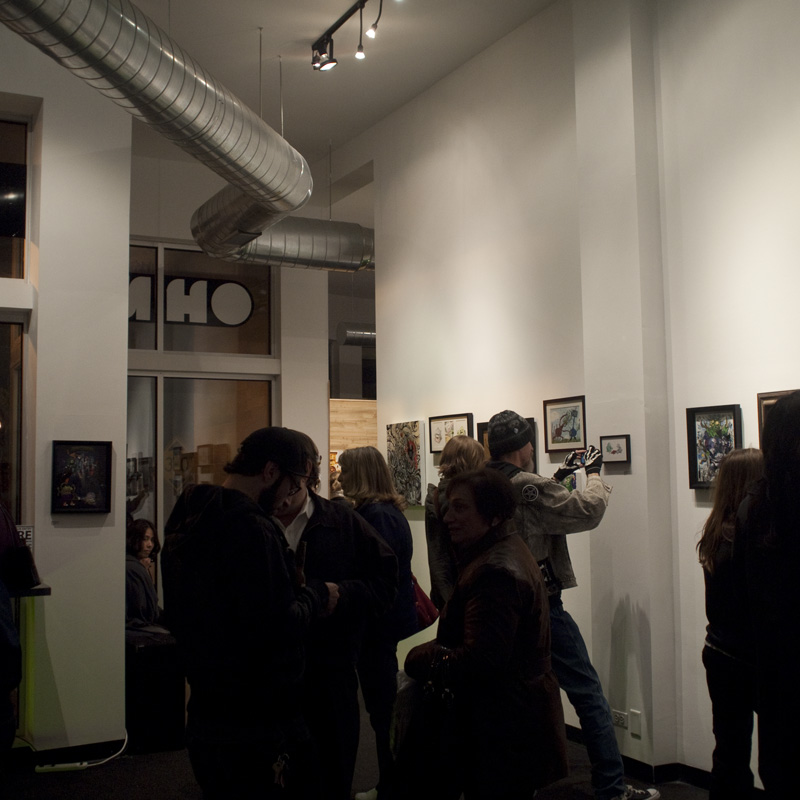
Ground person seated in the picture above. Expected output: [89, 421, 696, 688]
[126, 518, 167, 634]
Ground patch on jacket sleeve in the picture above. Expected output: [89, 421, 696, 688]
[521, 483, 539, 503]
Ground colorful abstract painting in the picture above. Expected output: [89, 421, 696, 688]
[686, 405, 742, 488]
[386, 420, 424, 506]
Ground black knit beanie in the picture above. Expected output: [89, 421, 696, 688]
[488, 410, 532, 459]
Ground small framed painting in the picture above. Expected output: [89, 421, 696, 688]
[686, 404, 742, 489]
[599, 434, 631, 464]
[428, 413, 474, 454]
[757, 390, 797, 447]
[543, 396, 586, 453]
[52, 440, 112, 513]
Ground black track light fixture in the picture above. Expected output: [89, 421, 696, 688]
[312, 0, 378, 72]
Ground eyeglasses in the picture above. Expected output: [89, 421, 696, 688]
[283, 471, 308, 496]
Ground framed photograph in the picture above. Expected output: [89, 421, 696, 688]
[543, 396, 586, 452]
[686, 405, 742, 489]
[599, 434, 631, 464]
[477, 418, 537, 471]
[428, 413, 474, 454]
[757, 390, 797, 447]
[52, 440, 112, 513]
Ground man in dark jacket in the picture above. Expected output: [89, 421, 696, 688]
[273, 432, 398, 800]
[162, 427, 338, 799]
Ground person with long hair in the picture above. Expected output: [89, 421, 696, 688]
[125, 518, 164, 630]
[697, 448, 763, 799]
[424, 435, 487, 609]
[338, 446, 416, 800]
[402, 468, 567, 799]
[734, 391, 800, 796]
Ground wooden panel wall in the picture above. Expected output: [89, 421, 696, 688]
[329, 398, 378, 452]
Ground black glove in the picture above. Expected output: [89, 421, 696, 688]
[583, 445, 603, 475]
[553, 450, 583, 483]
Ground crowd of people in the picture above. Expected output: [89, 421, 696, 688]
[114, 393, 800, 800]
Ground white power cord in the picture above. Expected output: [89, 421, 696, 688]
[35, 730, 129, 773]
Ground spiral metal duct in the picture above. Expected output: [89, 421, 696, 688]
[0, 0, 375, 271]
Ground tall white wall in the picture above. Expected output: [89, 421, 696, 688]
[1, 27, 131, 749]
[330, 0, 800, 774]
[657, 0, 800, 774]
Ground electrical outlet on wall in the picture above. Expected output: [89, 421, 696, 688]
[611, 709, 628, 728]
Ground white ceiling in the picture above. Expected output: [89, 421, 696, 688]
[131, 0, 555, 167]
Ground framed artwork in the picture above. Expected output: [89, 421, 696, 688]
[477, 418, 536, 471]
[757, 390, 797, 447]
[386, 421, 424, 506]
[543, 396, 586, 452]
[428, 413, 474, 454]
[599, 434, 631, 464]
[686, 405, 742, 489]
[52, 440, 112, 513]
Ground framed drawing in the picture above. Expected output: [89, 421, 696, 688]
[757, 390, 797, 447]
[477, 418, 536, 471]
[386, 421, 424, 506]
[543, 396, 586, 452]
[686, 405, 742, 489]
[52, 440, 112, 513]
[428, 413, 474, 454]
[599, 434, 631, 464]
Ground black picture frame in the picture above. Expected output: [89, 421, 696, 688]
[686, 405, 742, 489]
[428, 413, 474, 454]
[756, 390, 797, 447]
[477, 418, 537, 472]
[543, 395, 587, 453]
[599, 434, 631, 464]
[51, 440, 112, 513]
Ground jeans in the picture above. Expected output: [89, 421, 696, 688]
[549, 598, 624, 800]
[702, 644, 756, 800]
[357, 634, 400, 796]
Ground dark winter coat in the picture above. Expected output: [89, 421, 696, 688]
[162, 484, 326, 723]
[405, 528, 568, 796]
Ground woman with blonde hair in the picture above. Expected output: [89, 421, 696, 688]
[424, 435, 487, 609]
[338, 446, 417, 800]
[697, 447, 763, 800]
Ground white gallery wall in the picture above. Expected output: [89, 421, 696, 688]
[0, 28, 131, 748]
[657, 0, 800, 774]
[329, 0, 800, 774]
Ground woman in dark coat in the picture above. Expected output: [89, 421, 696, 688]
[338, 446, 417, 800]
[403, 468, 567, 800]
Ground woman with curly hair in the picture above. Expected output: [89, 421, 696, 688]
[424, 435, 487, 609]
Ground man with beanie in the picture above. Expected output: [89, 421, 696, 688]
[487, 410, 660, 800]
[162, 426, 339, 799]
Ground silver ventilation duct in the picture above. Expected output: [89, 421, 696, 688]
[336, 322, 377, 347]
[0, 0, 374, 272]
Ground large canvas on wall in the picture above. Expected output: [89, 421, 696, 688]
[386, 420, 424, 506]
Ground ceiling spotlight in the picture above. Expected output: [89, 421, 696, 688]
[355, 5, 366, 59]
[319, 39, 337, 71]
[311, 49, 321, 69]
[366, 0, 382, 38]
